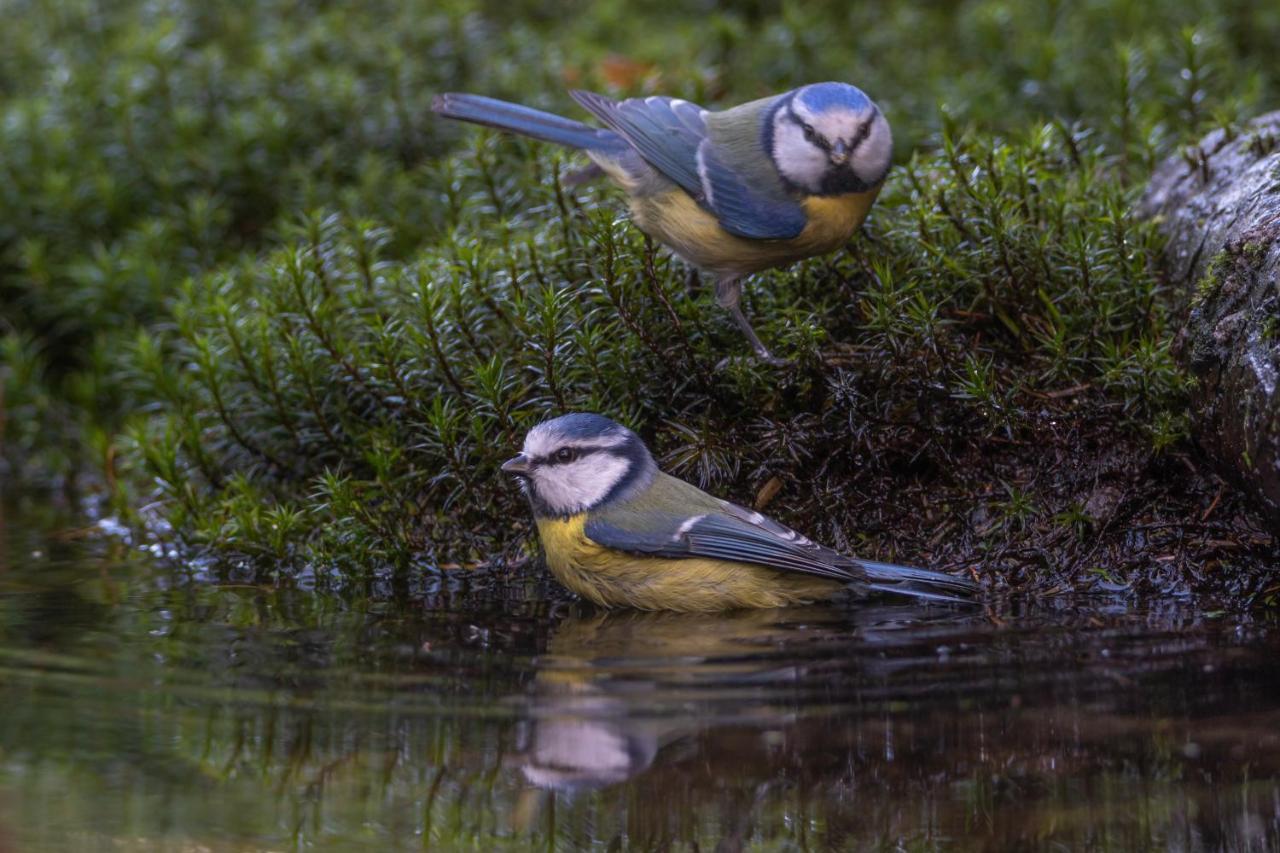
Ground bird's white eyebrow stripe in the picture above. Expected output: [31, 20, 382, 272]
[562, 433, 626, 449]
[524, 429, 627, 456]
[790, 99, 817, 124]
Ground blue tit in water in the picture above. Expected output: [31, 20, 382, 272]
[433, 82, 893, 364]
[500, 413, 976, 612]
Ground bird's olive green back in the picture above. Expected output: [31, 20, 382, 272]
[593, 471, 724, 528]
[707, 96, 792, 199]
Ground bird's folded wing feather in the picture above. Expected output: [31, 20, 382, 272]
[570, 90, 807, 241]
[584, 500, 863, 582]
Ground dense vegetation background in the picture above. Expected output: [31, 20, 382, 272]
[2, 0, 1278, 597]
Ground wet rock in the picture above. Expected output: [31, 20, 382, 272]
[1140, 111, 1280, 521]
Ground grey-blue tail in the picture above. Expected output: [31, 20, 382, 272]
[857, 559, 979, 605]
[432, 93, 621, 151]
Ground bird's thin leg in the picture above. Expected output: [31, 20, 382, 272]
[714, 277, 788, 366]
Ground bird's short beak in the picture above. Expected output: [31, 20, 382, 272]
[501, 453, 531, 475]
[830, 142, 850, 165]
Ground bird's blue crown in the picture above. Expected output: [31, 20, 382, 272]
[539, 412, 626, 441]
[794, 82, 872, 114]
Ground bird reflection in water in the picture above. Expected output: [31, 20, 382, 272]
[506, 602, 969, 834]
[503, 600, 1280, 851]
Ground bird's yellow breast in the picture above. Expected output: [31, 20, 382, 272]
[800, 191, 882, 248]
[628, 187, 881, 278]
[535, 515, 844, 612]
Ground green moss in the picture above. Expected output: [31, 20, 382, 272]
[3, 0, 1279, 574]
[1192, 250, 1230, 307]
[1262, 315, 1278, 342]
[1242, 240, 1269, 266]
[1193, 240, 1272, 309]
[105, 124, 1190, 566]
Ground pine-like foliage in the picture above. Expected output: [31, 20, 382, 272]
[119, 127, 1186, 578]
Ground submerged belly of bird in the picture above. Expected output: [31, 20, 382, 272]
[535, 516, 845, 611]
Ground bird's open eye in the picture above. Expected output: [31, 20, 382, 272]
[801, 122, 829, 151]
[852, 114, 875, 148]
[553, 447, 577, 463]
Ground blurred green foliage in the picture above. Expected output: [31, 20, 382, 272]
[2, 0, 1277, 574]
[0, 0, 563, 477]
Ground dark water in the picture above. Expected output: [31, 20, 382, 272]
[2, 496, 1279, 851]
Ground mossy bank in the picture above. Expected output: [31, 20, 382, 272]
[2, 0, 1279, 602]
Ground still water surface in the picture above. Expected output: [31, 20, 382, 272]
[1, 496, 1279, 851]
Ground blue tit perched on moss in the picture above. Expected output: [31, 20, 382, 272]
[433, 82, 893, 364]
[501, 414, 976, 612]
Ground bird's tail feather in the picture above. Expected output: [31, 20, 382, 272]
[858, 559, 979, 604]
[432, 93, 621, 151]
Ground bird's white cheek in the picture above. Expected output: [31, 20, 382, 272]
[533, 455, 631, 515]
[856, 120, 893, 184]
[772, 122, 827, 193]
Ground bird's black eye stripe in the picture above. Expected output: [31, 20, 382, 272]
[786, 104, 829, 152]
[801, 123, 831, 151]
[541, 445, 605, 465]
[850, 114, 875, 149]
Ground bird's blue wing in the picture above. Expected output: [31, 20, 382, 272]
[695, 142, 808, 240]
[585, 500, 859, 582]
[570, 91, 706, 198]
[570, 90, 807, 240]
[585, 497, 979, 598]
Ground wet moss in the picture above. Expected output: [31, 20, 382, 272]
[1190, 238, 1273, 313]
[1191, 250, 1231, 307]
